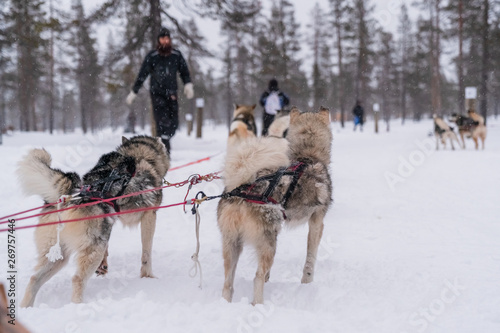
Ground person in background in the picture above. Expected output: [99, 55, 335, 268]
[259, 79, 290, 136]
[352, 100, 364, 132]
[126, 27, 194, 153]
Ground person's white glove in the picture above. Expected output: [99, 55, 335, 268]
[184, 83, 194, 99]
[126, 91, 137, 105]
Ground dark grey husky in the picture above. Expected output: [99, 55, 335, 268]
[18, 149, 136, 306]
[19, 135, 169, 307]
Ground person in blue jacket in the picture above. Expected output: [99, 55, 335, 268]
[259, 79, 290, 136]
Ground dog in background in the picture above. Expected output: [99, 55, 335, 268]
[18, 149, 135, 307]
[217, 107, 333, 305]
[227, 104, 257, 148]
[449, 112, 487, 150]
[267, 109, 290, 138]
[433, 115, 460, 150]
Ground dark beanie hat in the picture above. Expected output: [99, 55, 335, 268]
[158, 27, 171, 39]
[269, 79, 278, 91]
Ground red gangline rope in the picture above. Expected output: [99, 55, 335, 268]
[169, 151, 223, 172]
[0, 200, 192, 233]
[0, 151, 223, 221]
[0, 172, 221, 225]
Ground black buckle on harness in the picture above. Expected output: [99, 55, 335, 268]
[226, 161, 308, 210]
[79, 168, 135, 212]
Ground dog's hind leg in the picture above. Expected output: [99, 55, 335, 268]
[21, 248, 69, 307]
[221, 233, 243, 303]
[301, 211, 325, 284]
[448, 134, 455, 150]
[140, 210, 156, 278]
[95, 245, 109, 276]
[252, 231, 277, 305]
[460, 132, 466, 149]
[71, 243, 107, 303]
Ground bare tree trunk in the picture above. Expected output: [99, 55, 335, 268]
[149, 0, 162, 49]
[457, 0, 465, 114]
[334, 2, 345, 127]
[48, 0, 55, 134]
[480, 0, 489, 124]
[429, 0, 442, 117]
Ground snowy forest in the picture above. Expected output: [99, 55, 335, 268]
[0, 0, 499, 133]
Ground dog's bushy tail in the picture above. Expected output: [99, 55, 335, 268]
[224, 137, 290, 191]
[17, 149, 78, 203]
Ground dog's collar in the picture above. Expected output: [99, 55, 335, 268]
[232, 116, 255, 133]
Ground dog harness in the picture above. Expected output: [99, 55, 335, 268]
[79, 168, 136, 212]
[224, 161, 308, 210]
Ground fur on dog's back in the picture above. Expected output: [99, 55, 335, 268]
[268, 114, 290, 138]
[287, 108, 332, 166]
[224, 136, 290, 191]
[434, 116, 452, 131]
[17, 149, 80, 203]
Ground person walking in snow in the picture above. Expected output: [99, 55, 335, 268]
[352, 100, 364, 132]
[126, 27, 194, 153]
[259, 78, 290, 136]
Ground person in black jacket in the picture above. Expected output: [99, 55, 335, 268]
[259, 79, 290, 136]
[126, 27, 193, 153]
[352, 100, 364, 132]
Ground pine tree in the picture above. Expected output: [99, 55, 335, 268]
[329, 0, 351, 126]
[398, 3, 411, 124]
[308, 3, 332, 110]
[353, 0, 374, 105]
[69, 0, 102, 133]
[8, 0, 48, 131]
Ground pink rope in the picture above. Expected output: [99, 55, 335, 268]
[0, 172, 221, 225]
[0, 200, 193, 233]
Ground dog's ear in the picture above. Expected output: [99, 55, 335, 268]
[234, 104, 239, 110]
[318, 106, 330, 125]
[290, 107, 301, 124]
[251, 104, 256, 110]
[122, 136, 129, 144]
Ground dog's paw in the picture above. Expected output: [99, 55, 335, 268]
[140, 268, 156, 278]
[301, 271, 314, 284]
[95, 264, 108, 276]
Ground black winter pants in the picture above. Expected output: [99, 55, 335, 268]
[151, 93, 178, 149]
[261, 113, 275, 136]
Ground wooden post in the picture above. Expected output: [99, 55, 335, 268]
[465, 87, 477, 112]
[373, 103, 380, 133]
[196, 98, 204, 139]
[186, 113, 193, 136]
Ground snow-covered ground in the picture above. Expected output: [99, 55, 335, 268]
[1, 118, 499, 333]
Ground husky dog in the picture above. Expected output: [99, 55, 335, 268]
[433, 115, 460, 150]
[267, 109, 290, 138]
[18, 149, 136, 307]
[217, 107, 333, 305]
[449, 113, 487, 150]
[227, 104, 257, 148]
[96, 135, 170, 278]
